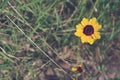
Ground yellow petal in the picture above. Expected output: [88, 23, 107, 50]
[71, 67, 77, 71]
[88, 38, 95, 45]
[81, 35, 88, 43]
[81, 35, 89, 43]
[74, 31, 83, 37]
[94, 24, 102, 31]
[81, 18, 89, 26]
[94, 32, 101, 39]
[91, 34, 97, 39]
[74, 24, 84, 37]
[78, 64, 82, 67]
[76, 24, 83, 30]
[81, 35, 95, 45]
[89, 17, 97, 25]
[86, 36, 95, 45]
[76, 24, 83, 33]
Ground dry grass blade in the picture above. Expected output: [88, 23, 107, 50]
[0, 47, 20, 62]
[7, 2, 34, 31]
[95, 47, 102, 63]
[6, 16, 74, 79]
[6, 16, 59, 68]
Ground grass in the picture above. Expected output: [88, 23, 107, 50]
[0, 0, 120, 80]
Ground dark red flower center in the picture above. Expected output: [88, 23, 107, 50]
[83, 25, 94, 36]
[77, 67, 83, 73]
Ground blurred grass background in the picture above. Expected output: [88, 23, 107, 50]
[0, 0, 120, 80]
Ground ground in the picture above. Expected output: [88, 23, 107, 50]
[0, 0, 120, 80]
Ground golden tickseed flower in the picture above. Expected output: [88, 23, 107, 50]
[71, 64, 83, 73]
[74, 17, 102, 45]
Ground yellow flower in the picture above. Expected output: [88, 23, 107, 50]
[74, 17, 102, 45]
[71, 64, 83, 73]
